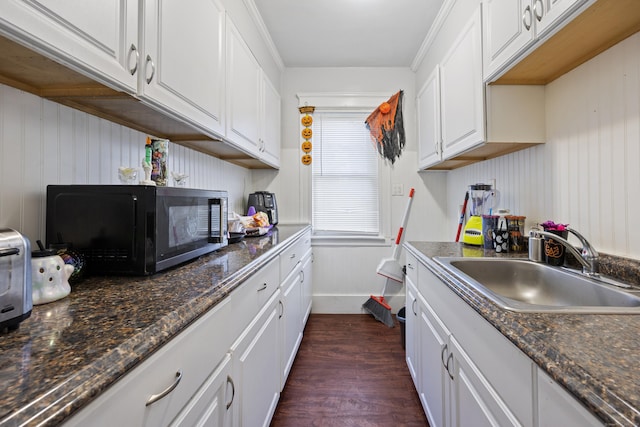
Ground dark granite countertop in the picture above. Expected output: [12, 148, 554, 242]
[405, 241, 640, 427]
[0, 224, 310, 427]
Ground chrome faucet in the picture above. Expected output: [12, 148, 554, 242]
[536, 228, 599, 276]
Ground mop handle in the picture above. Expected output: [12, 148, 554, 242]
[391, 188, 415, 260]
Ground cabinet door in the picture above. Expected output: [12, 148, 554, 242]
[482, 0, 535, 80]
[449, 336, 522, 427]
[260, 73, 281, 168]
[225, 16, 261, 154]
[537, 0, 586, 35]
[418, 292, 450, 427]
[301, 247, 313, 325]
[405, 275, 420, 387]
[170, 354, 234, 427]
[0, 0, 138, 92]
[417, 66, 442, 170]
[280, 266, 304, 389]
[231, 290, 281, 427]
[440, 7, 484, 159]
[140, 0, 225, 135]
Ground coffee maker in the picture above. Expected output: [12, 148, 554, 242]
[462, 184, 499, 245]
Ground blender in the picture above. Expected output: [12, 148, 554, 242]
[462, 184, 499, 245]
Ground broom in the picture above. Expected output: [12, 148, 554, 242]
[363, 188, 415, 327]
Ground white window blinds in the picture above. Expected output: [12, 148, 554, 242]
[312, 112, 380, 234]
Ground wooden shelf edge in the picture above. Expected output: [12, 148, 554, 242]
[424, 142, 542, 171]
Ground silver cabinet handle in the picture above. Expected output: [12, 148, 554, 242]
[533, 0, 544, 22]
[278, 300, 284, 319]
[127, 43, 139, 76]
[146, 370, 182, 406]
[411, 298, 417, 316]
[290, 253, 296, 259]
[406, 263, 415, 270]
[300, 270, 305, 283]
[446, 353, 454, 380]
[145, 54, 155, 84]
[441, 344, 448, 369]
[226, 375, 235, 410]
[522, 5, 532, 31]
[257, 283, 268, 292]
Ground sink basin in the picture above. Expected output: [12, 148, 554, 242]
[433, 257, 640, 313]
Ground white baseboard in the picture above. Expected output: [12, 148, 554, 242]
[311, 293, 405, 314]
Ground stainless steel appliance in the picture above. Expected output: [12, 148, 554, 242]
[46, 185, 228, 276]
[0, 228, 32, 331]
[247, 191, 278, 225]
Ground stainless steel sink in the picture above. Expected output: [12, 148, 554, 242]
[433, 257, 640, 313]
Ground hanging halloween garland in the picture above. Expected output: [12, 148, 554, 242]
[299, 105, 315, 165]
[365, 90, 405, 165]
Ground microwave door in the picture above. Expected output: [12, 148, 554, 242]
[208, 198, 227, 244]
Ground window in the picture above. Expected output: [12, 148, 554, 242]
[312, 112, 380, 235]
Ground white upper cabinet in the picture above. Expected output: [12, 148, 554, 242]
[140, 0, 226, 136]
[417, 66, 442, 170]
[226, 16, 261, 154]
[439, 6, 484, 161]
[226, 15, 281, 168]
[483, 0, 589, 81]
[260, 73, 282, 168]
[0, 0, 138, 93]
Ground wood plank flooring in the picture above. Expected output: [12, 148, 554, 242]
[271, 314, 429, 427]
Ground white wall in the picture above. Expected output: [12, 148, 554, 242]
[252, 67, 449, 313]
[446, 32, 640, 259]
[0, 84, 252, 245]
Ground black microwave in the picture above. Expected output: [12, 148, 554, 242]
[46, 185, 228, 276]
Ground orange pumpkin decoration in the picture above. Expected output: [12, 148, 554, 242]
[301, 128, 313, 139]
[379, 102, 391, 114]
[301, 141, 312, 153]
[301, 154, 312, 165]
[301, 114, 313, 127]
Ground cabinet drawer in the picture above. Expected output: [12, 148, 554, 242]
[230, 256, 279, 331]
[279, 231, 311, 279]
[65, 294, 237, 427]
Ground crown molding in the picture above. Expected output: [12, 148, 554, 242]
[243, 0, 286, 72]
[410, 0, 457, 72]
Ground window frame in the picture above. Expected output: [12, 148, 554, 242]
[297, 93, 392, 246]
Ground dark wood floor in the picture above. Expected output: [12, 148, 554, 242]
[271, 313, 429, 427]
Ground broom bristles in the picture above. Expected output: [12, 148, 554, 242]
[363, 296, 395, 328]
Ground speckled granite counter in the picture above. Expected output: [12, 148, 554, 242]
[0, 224, 310, 427]
[405, 242, 640, 427]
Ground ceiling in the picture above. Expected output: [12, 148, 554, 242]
[251, 0, 445, 68]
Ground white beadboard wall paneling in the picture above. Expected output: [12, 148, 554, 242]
[447, 32, 640, 259]
[0, 83, 252, 245]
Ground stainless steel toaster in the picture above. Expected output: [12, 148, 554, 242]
[0, 228, 32, 332]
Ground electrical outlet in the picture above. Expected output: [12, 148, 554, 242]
[392, 184, 404, 196]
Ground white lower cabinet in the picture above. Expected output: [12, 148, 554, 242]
[405, 271, 420, 386]
[406, 253, 604, 427]
[279, 266, 303, 388]
[279, 230, 312, 389]
[171, 354, 234, 427]
[301, 246, 313, 325]
[231, 289, 281, 427]
[64, 229, 312, 427]
[63, 293, 238, 427]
